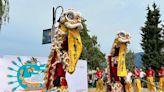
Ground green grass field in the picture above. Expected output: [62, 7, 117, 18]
[88, 86, 149, 92]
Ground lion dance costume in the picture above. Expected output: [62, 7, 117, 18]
[108, 31, 130, 92]
[44, 9, 83, 91]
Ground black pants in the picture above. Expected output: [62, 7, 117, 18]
[121, 77, 126, 92]
[53, 76, 61, 87]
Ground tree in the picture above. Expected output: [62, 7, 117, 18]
[80, 20, 106, 70]
[161, 24, 164, 62]
[141, 3, 164, 70]
[125, 50, 135, 71]
[0, 0, 9, 30]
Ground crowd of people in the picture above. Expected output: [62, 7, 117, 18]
[124, 66, 164, 92]
[93, 66, 164, 92]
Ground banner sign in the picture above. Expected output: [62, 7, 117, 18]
[42, 28, 52, 44]
[0, 55, 88, 92]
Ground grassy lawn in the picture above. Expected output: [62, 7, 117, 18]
[88, 86, 149, 92]
[88, 86, 107, 92]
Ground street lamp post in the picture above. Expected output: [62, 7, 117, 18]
[42, 6, 64, 44]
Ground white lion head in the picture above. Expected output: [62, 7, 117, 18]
[59, 9, 83, 30]
[117, 31, 131, 43]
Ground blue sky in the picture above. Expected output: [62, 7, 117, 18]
[0, 0, 164, 57]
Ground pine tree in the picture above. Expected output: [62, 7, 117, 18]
[80, 20, 106, 70]
[141, 3, 163, 70]
[126, 50, 135, 71]
[161, 24, 164, 62]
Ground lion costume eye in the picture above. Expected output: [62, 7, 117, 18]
[119, 32, 125, 37]
[66, 12, 74, 21]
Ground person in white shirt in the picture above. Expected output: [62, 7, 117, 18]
[124, 69, 133, 92]
[140, 69, 146, 78]
[140, 68, 146, 89]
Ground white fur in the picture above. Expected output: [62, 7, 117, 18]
[64, 22, 82, 29]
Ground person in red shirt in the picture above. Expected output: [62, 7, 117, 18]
[158, 66, 164, 92]
[132, 67, 140, 78]
[96, 68, 103, 79]
[146, 66, 156, 92]
[96, 67, 103, 92]
[132, 66, 142, 92]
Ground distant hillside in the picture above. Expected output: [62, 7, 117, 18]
[135, 52, 144, 68]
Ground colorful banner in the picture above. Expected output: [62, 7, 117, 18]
[0, 55, 88, 92]
[0, 55, 47, 92]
